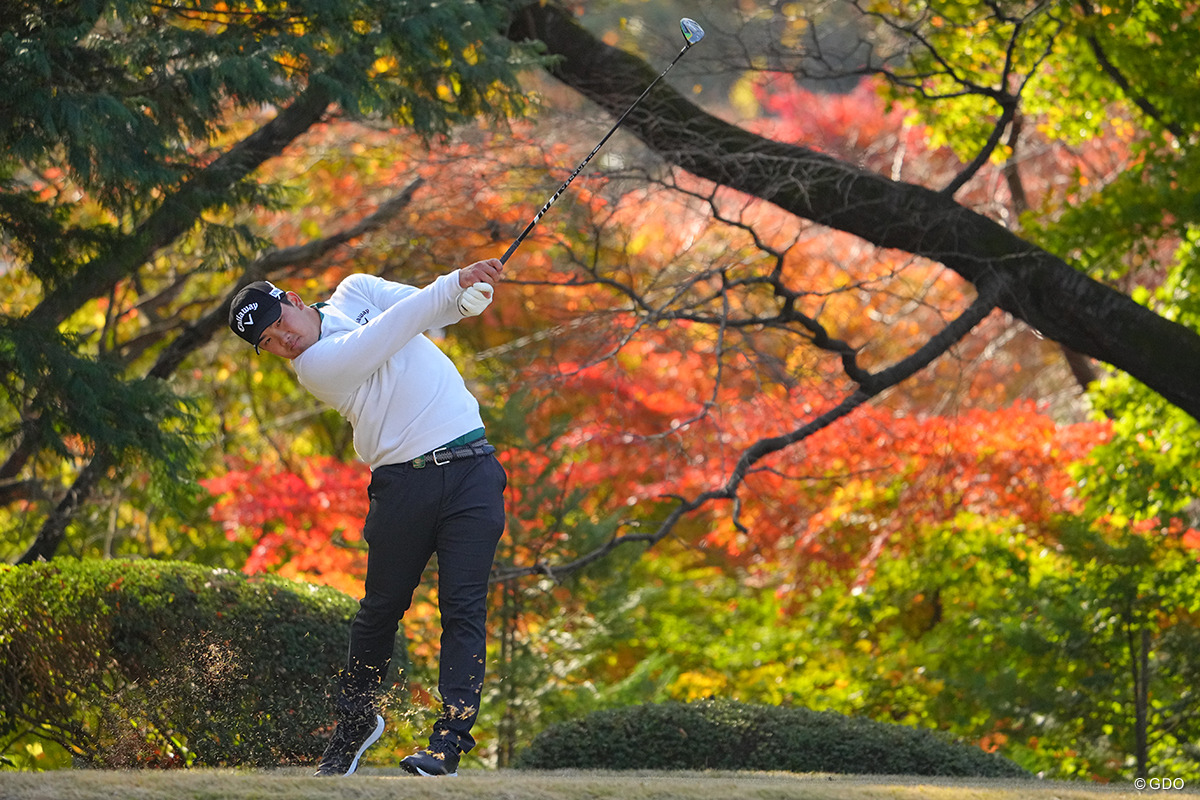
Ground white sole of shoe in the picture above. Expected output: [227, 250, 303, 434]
[343, 715, 385, 777]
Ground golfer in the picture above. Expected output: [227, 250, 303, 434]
[228, 259, 507, 777]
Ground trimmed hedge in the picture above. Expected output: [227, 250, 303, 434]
[0, 558, 404, 769]
[515, 699, 1030, 777]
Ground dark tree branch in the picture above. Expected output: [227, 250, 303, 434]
[13, 179, 425, 563]
[0, 433, 39, 505]
[941, 97, 1017, 198]
[16, 457, 109, 564]
[493, 280, 1001, 582]
[150, 177, 425, 379]
[1077, 1, 1187, 140]
[23, 84, 334, 333]
[938, 4, 1063, 196]
[506, 2, 1200, 421]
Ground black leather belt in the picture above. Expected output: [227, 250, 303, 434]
[408, 438, 494, 469]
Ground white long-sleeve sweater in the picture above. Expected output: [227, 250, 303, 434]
[292, 271, 485, 469]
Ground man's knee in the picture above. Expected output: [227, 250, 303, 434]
[438, 573, 491, 613]
[354, 591, 413, 633]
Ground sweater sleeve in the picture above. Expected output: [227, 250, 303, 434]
[352, 272, 422, 311]
[295, 271, 464, 395]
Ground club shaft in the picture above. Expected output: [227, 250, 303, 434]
[500, 44, 692, 265]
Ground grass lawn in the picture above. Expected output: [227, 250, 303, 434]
[0, 769, 1153, 800]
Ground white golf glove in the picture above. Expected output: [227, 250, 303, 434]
[457, 282, 494, 317]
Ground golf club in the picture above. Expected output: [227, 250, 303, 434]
[498, 17, 706, 265]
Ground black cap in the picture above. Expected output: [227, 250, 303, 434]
[229, 280, 285, 353]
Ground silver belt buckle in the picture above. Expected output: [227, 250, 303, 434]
[432, 447, 451, 466]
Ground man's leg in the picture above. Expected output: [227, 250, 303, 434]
[344, 463, 444, 713]
[317, 464, 441, 776]
[401, 454, 506, 775]
[433, 454, 507, 752]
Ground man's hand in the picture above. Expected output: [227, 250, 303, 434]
[458, 283, 493, 317]
[458, 258, 503, 289]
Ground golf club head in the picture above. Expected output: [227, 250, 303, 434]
[680, 18, 705, 47]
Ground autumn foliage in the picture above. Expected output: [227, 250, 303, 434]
[202, 70, 1128, 592]
[196, 55, 1200, 779]
[204, 457, 368, 597]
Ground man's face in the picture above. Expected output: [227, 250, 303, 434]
[257, 294, 321, 359]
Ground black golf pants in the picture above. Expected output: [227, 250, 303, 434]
[339, 452, 506, 754]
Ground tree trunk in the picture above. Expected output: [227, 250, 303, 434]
[507, 4, 1200, 420]
[1135, 626, 1150, 779]
[16, 457, 107, 564]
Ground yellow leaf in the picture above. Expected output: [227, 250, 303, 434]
[371, 56, 396, 77]
[728, 75, 759, 118]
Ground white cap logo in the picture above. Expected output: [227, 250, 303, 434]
[235, 301, 259, 332]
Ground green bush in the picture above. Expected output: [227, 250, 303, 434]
[0, 558, 405, 769]
[514, 699, 1030, 777]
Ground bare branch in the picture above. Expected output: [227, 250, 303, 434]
[493, 278, 1002, 583]
[148, 177, 424, 380]
[506, 2, 1200, 419]
[1077, 1, 1187, 139]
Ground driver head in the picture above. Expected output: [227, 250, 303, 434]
[681, 18, 706, 47]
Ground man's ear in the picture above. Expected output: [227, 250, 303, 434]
[284, 290, 303, 307]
